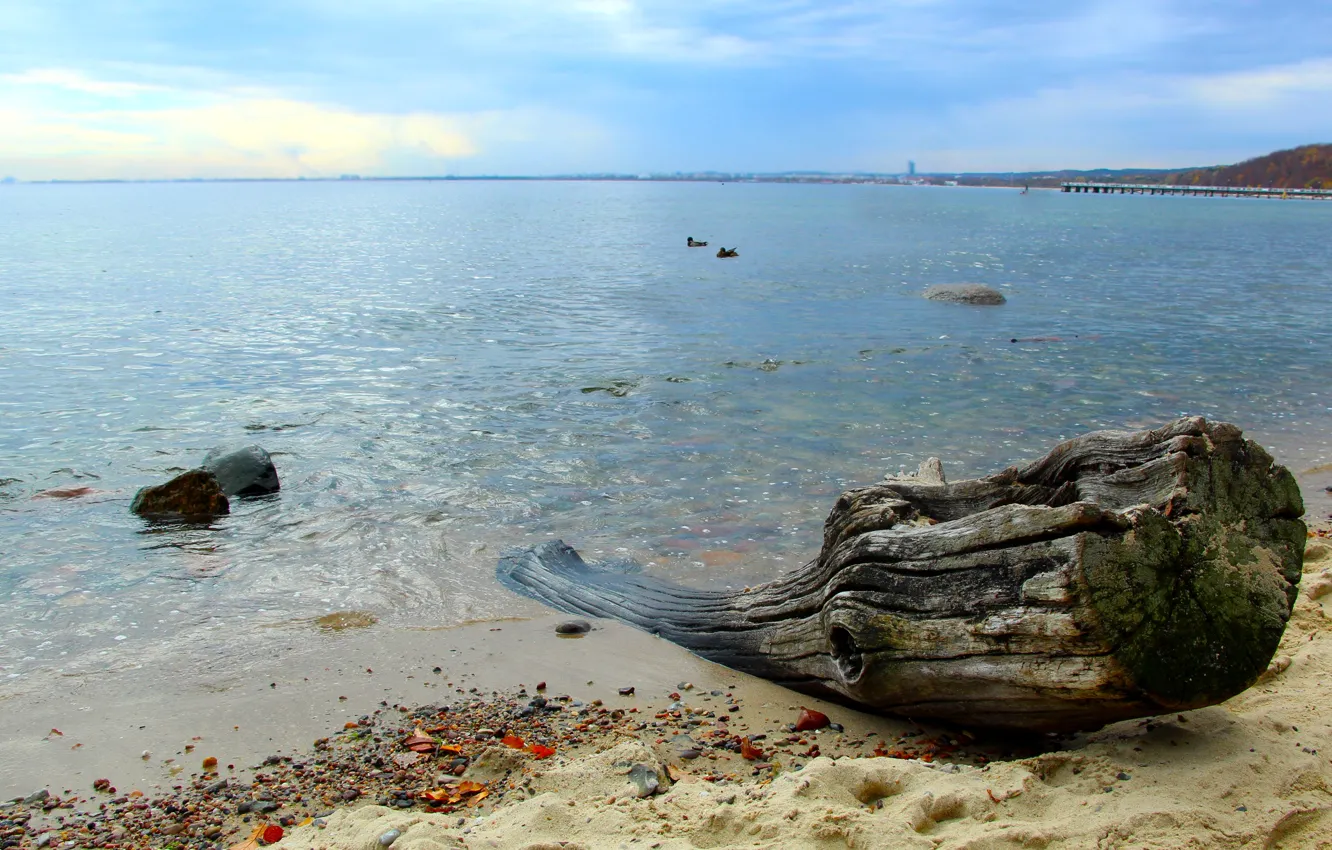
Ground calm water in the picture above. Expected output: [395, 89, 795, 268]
[1, 181, 1330, 683]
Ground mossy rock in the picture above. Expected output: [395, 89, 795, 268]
[131, 469, 229, 520]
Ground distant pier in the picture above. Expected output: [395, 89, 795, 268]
[1062, 182, 1332, 200]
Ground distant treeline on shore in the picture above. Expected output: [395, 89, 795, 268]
[954, 143, 1332, 190]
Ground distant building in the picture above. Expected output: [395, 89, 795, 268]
[908, 161, 916, 177]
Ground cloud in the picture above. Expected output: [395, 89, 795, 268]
[3, 1, 1331, 176]
[0, 68, 167, 97]
[860, 56, 1332, 172]
[0, 68, 620, 179]
[1185, 57, 1332, 109]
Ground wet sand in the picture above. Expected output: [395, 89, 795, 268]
[2, 478, 1330, 848]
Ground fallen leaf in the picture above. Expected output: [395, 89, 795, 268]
[403, 727, 437, 754]
[465, 789, 490, 806]
[528, 744, 556, 759]
[501, 735, 526, 750]
[438, 743, 463, 756]
[261, 824, 284, 844]
[47, 728, 63, 738]
[740, 738, 764, 761]
[455, 780, 487, 794]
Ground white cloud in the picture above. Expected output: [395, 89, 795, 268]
[0, 69, 615, 179]
[1185, 57, 1332, 109]
[0, 68, 167, 97]
[864, 57, 1332, 172]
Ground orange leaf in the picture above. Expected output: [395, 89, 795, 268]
[500, 735, 525, 750]
[465, 789, 490, 806]
[403, 727, 437, 753]
[740, 738, 764, 761]
[420, 788, 452, 803]
[455, 780, 487, 794]
[527, 744, 555, 759]
[438, 744, 463, 756]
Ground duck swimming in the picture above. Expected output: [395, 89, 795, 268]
[687, 237, 708, 247]
[716, 247, 738, 258]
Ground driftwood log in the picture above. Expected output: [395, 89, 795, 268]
[499, 418, 1305, 731]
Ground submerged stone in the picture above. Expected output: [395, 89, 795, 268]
[923, 284, 1007, 305]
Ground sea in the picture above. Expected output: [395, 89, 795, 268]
[2, 180, 1330, 686]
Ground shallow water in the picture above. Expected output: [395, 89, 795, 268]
[1, 180, 1329, 683]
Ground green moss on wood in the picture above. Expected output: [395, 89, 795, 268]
[1083, 438, 1304, 709]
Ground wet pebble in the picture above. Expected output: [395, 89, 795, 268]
[554, 620, 592, 635]
[618, 687, 635, 696]
[379, 828, 402, 846]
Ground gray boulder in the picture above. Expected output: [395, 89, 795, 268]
[923, 284, 1007, 305]
[131, 469, 229, 519]
[201, 445, 280, 497]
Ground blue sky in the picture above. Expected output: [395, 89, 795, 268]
[2, 0, 1331, 179]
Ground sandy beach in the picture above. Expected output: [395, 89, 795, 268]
[3, 474, 1330, 849]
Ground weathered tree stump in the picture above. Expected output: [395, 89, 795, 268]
[499, 418, 1305, 731]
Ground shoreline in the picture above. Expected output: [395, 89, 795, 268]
[3, 522, 1330, 848]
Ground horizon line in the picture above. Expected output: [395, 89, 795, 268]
[2, 166, 1213, 186]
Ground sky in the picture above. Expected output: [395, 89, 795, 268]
[2, 0, 1331, 180]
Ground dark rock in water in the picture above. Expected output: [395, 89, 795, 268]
[201, 445, 280, 497]
[923, 284, 1007, 305]
[555, 620, 592, 635]
[130, 469, 228, 519]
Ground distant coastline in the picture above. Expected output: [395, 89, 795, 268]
[5, 142, 1329, 189]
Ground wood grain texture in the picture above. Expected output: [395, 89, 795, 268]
[499, 418, 1305, 731]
